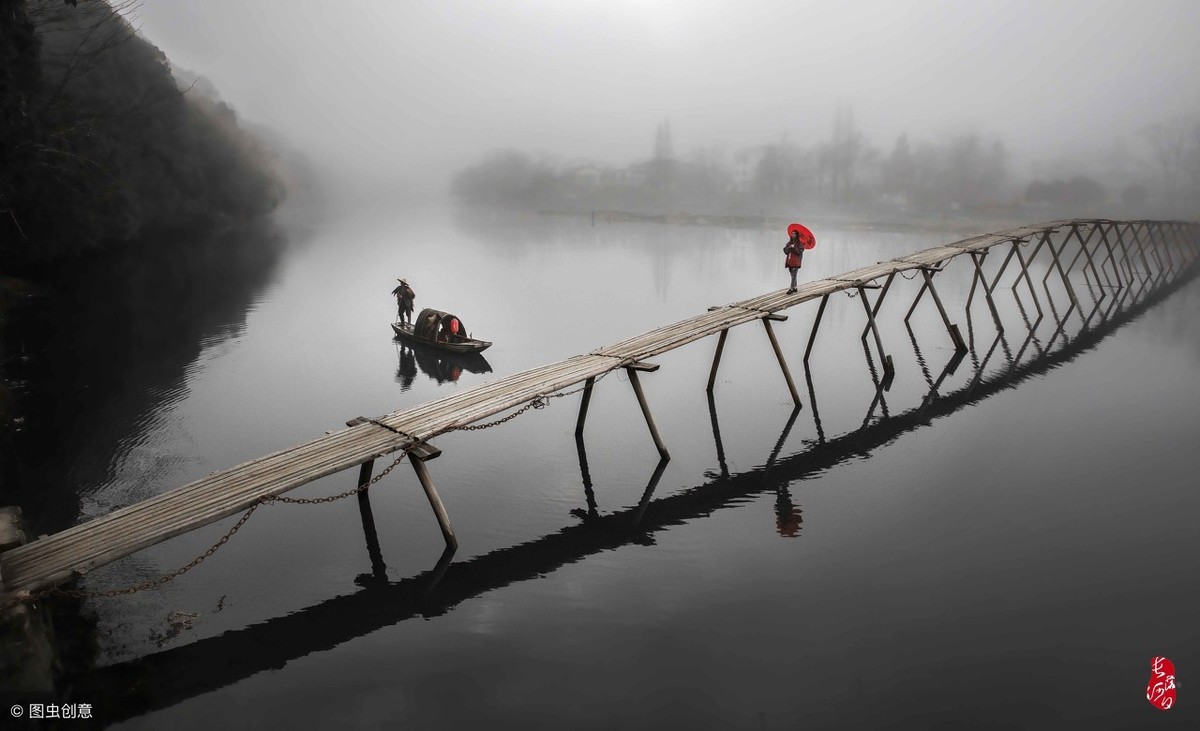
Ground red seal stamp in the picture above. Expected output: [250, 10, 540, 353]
[1146, 656, 1176, 711]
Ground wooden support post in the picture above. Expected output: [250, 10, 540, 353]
[857, 285, 894, 378]
[762, 317, 802, 406]
[1114, 222, 1139, 283]
[1123, 222, 1152, 282]
[1047, 235, 1082, 308]
[1148, 224, 1178, 275]
[356, 459, 375, 494]
[966, 255, 981, 310]
[803, 293, 830, 364]
[1073, 223, 1111, 291]
[1095, 222, 1124, 288]
[706, 329, 728, 393]
[970, 252, 1005, 333]
[626, 367, 670, 460]
[860, 272, 896, 340]
[920, 269, 967, 352]
[1059, 228, 1090, 287]
[1137, 222, 1166, 282]
[1011, 240, 1044, 319]
[575, 377, 595, 438]
[860, 341, 891, 424]
[904, 279, 929, 324]
[410, 455, 457, 551]
[987, 241, 1020, 293]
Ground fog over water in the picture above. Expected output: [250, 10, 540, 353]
[129, 0, 1200, 191]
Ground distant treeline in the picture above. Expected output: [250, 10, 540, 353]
[0, 0, 285, 275]
[453, 111, 1200, 220]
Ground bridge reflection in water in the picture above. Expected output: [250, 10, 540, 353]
[75, 228, 1199, 722]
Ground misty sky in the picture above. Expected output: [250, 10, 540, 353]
[129, 0, 1200, 183]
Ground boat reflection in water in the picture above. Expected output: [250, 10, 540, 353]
[395, 341, 493, 389]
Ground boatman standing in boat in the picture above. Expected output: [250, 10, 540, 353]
[392, 278, 415, 325]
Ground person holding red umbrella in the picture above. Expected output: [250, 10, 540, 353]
[783, 223, 815, 293]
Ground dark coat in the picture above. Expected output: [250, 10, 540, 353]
[784, 240, 803, 269]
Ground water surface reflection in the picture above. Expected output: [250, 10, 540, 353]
[394, 342, 493, 389]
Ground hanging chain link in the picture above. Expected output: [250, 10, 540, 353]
[5, 371, 610, 607]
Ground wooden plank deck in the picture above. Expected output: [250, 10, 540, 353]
[2, 219, 1191, 596]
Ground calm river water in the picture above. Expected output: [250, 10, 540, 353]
[6, 201, 1200, 728]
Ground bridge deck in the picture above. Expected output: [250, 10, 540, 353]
[2, 219, 1182, 596]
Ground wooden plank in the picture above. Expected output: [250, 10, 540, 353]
[897, 246, 962, 267]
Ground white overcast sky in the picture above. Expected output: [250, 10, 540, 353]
[128, 0, 1200, 182]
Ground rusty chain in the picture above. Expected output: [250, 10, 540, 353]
[6, 372, 609, 607]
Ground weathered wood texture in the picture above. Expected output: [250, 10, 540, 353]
[2, 219, 1195, 595]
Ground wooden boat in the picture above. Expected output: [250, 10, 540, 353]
[391, 307, 492, 354]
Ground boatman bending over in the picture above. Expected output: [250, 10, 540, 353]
[392, 278, 415, 325]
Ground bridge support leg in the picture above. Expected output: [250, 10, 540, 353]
[706, 329, 729, 393]
[970, 252, 1005, 333]
[1047, 235, 1082, 308]
[1060, 225, 1099, 292]
[919, 269, 967, 352]
[1130, 223, 1161, 285]
[1011, 240, 1044, 319]
[762, 317, 801, 406]
[626, 367, 670, 460]
[904, 279, 929, 324]
[1096, 222, 1124, 288]
[987, 241, 1020, 293]
[1074, 224, 1111, 293]
[1148, 224, 1178, 276]
[803, 294, 830, 363]
[1114, 222, 1139, 284]
[857, 285, 895, 379]
[861, 272, 896, 340]
[410, 455, 457, 551]
[575, 377, 596, 437]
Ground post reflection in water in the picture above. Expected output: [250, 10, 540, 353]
[764, 404, 804, 538]
[570, 435, 669, 535]
[394, 341, 493, 389]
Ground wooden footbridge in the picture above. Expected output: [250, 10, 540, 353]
[2, 218, 1197, 600]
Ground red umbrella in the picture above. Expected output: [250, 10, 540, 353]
[787, 223, 817, 250]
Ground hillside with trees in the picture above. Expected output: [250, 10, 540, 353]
[1, 0, 285, 276]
